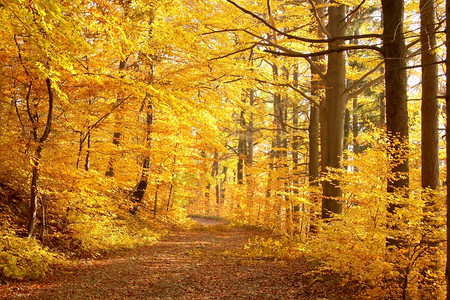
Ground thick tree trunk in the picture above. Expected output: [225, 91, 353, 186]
[419, 0, 439, 295]
[420, 0, 439, 191]
[382, 0, 409, 201]
[321, 3, 347, 218]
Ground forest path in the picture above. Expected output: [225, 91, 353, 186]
[1, 218, 307, 299]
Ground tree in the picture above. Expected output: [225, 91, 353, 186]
[419, 0, 440, 294]
[381, 0, 409, 242]
[445, 0, 450, 295]
[420, 0, 439, 190]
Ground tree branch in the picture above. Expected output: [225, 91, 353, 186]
[225, 0, 382, 44]
[348, 75, 384, 100]
[308, 0, 331, 38]
[39, 76, 54, 143]
[346, 61, 383, 93]
[209, 44, 257, 61]
[263, 44, 383, 57]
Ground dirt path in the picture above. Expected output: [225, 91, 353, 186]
[0, 220, 307, 299]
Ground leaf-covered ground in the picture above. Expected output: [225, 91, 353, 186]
[0, 218, 318, 299]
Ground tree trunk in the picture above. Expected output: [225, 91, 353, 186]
[445, 0, 450, 293]
[237, 135, 246, 184]
[130, 100, 154, 213]
[27, 76, 54, 238]
[419, 0, 439, 295]
[105, 60, 127, 177]
[352, 98, 360, 154]
[321, 3, 347, 218]
[382, 0, 409, 194]
[213, 151, 220, 205]
[343, 108, 351, 158]
[420, 0, 439, 191]
[247, 89, 255, 167]
[292, 68, 301, 227]
[84, 133, 91, 171]
[27, 147, 42, 237]
[237, 100, 247, 184]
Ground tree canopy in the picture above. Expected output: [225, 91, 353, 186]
[0, 0, 448, 298]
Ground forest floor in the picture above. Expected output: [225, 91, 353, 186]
[0, 217, 337, 300]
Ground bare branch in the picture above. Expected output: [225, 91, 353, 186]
[348, 75, 384, 100]
[225, 0, 382, 44]
[209, 44, 257, 61]
[345, 0, 367, 24]
[263, 44, 383, 57]
[304, 56, 327, 83]
[346, 61, 383, 93]
[308, 0, 331, 38]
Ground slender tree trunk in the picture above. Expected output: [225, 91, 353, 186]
[76, 133, 83, 170]
[343, 108, 351, 158]
[292, 68, 301, 228]
[247, 89, 254, 167]
[220, 166, 227, 204]
[352, 98, 360, 154]
[445, 0, 450, 294]
[166, 183, 174, 212]
[28, 147, 42, 237]
[237, 103, 246, 184]
[105, 60, 127, 177]
[213, 151, 220, 205]
[153, 184, 159, 218]
[308, 0, 326, 232]
[84, 133, 91, 171]
[27, 76, 54, 238]
[38, 195, 46, 242]
[130, 100, 154, 213]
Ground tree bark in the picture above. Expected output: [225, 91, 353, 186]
[84, 133, 91, 171]
[237, 99, 247, 184]
[352, 98, 360, 154]
[382, 0, 409, 270]
[382, 0, 409, 198]
[28, 147, 42, 237]
[27, 76, 54, 237]
[130, 100, 154, 213]
[321, 3, 347, 218]
[420, 0, 439, 191]
[445, 0, 450, 293]
[419, 0, 439, 295]
[105, 60, 127, 177]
